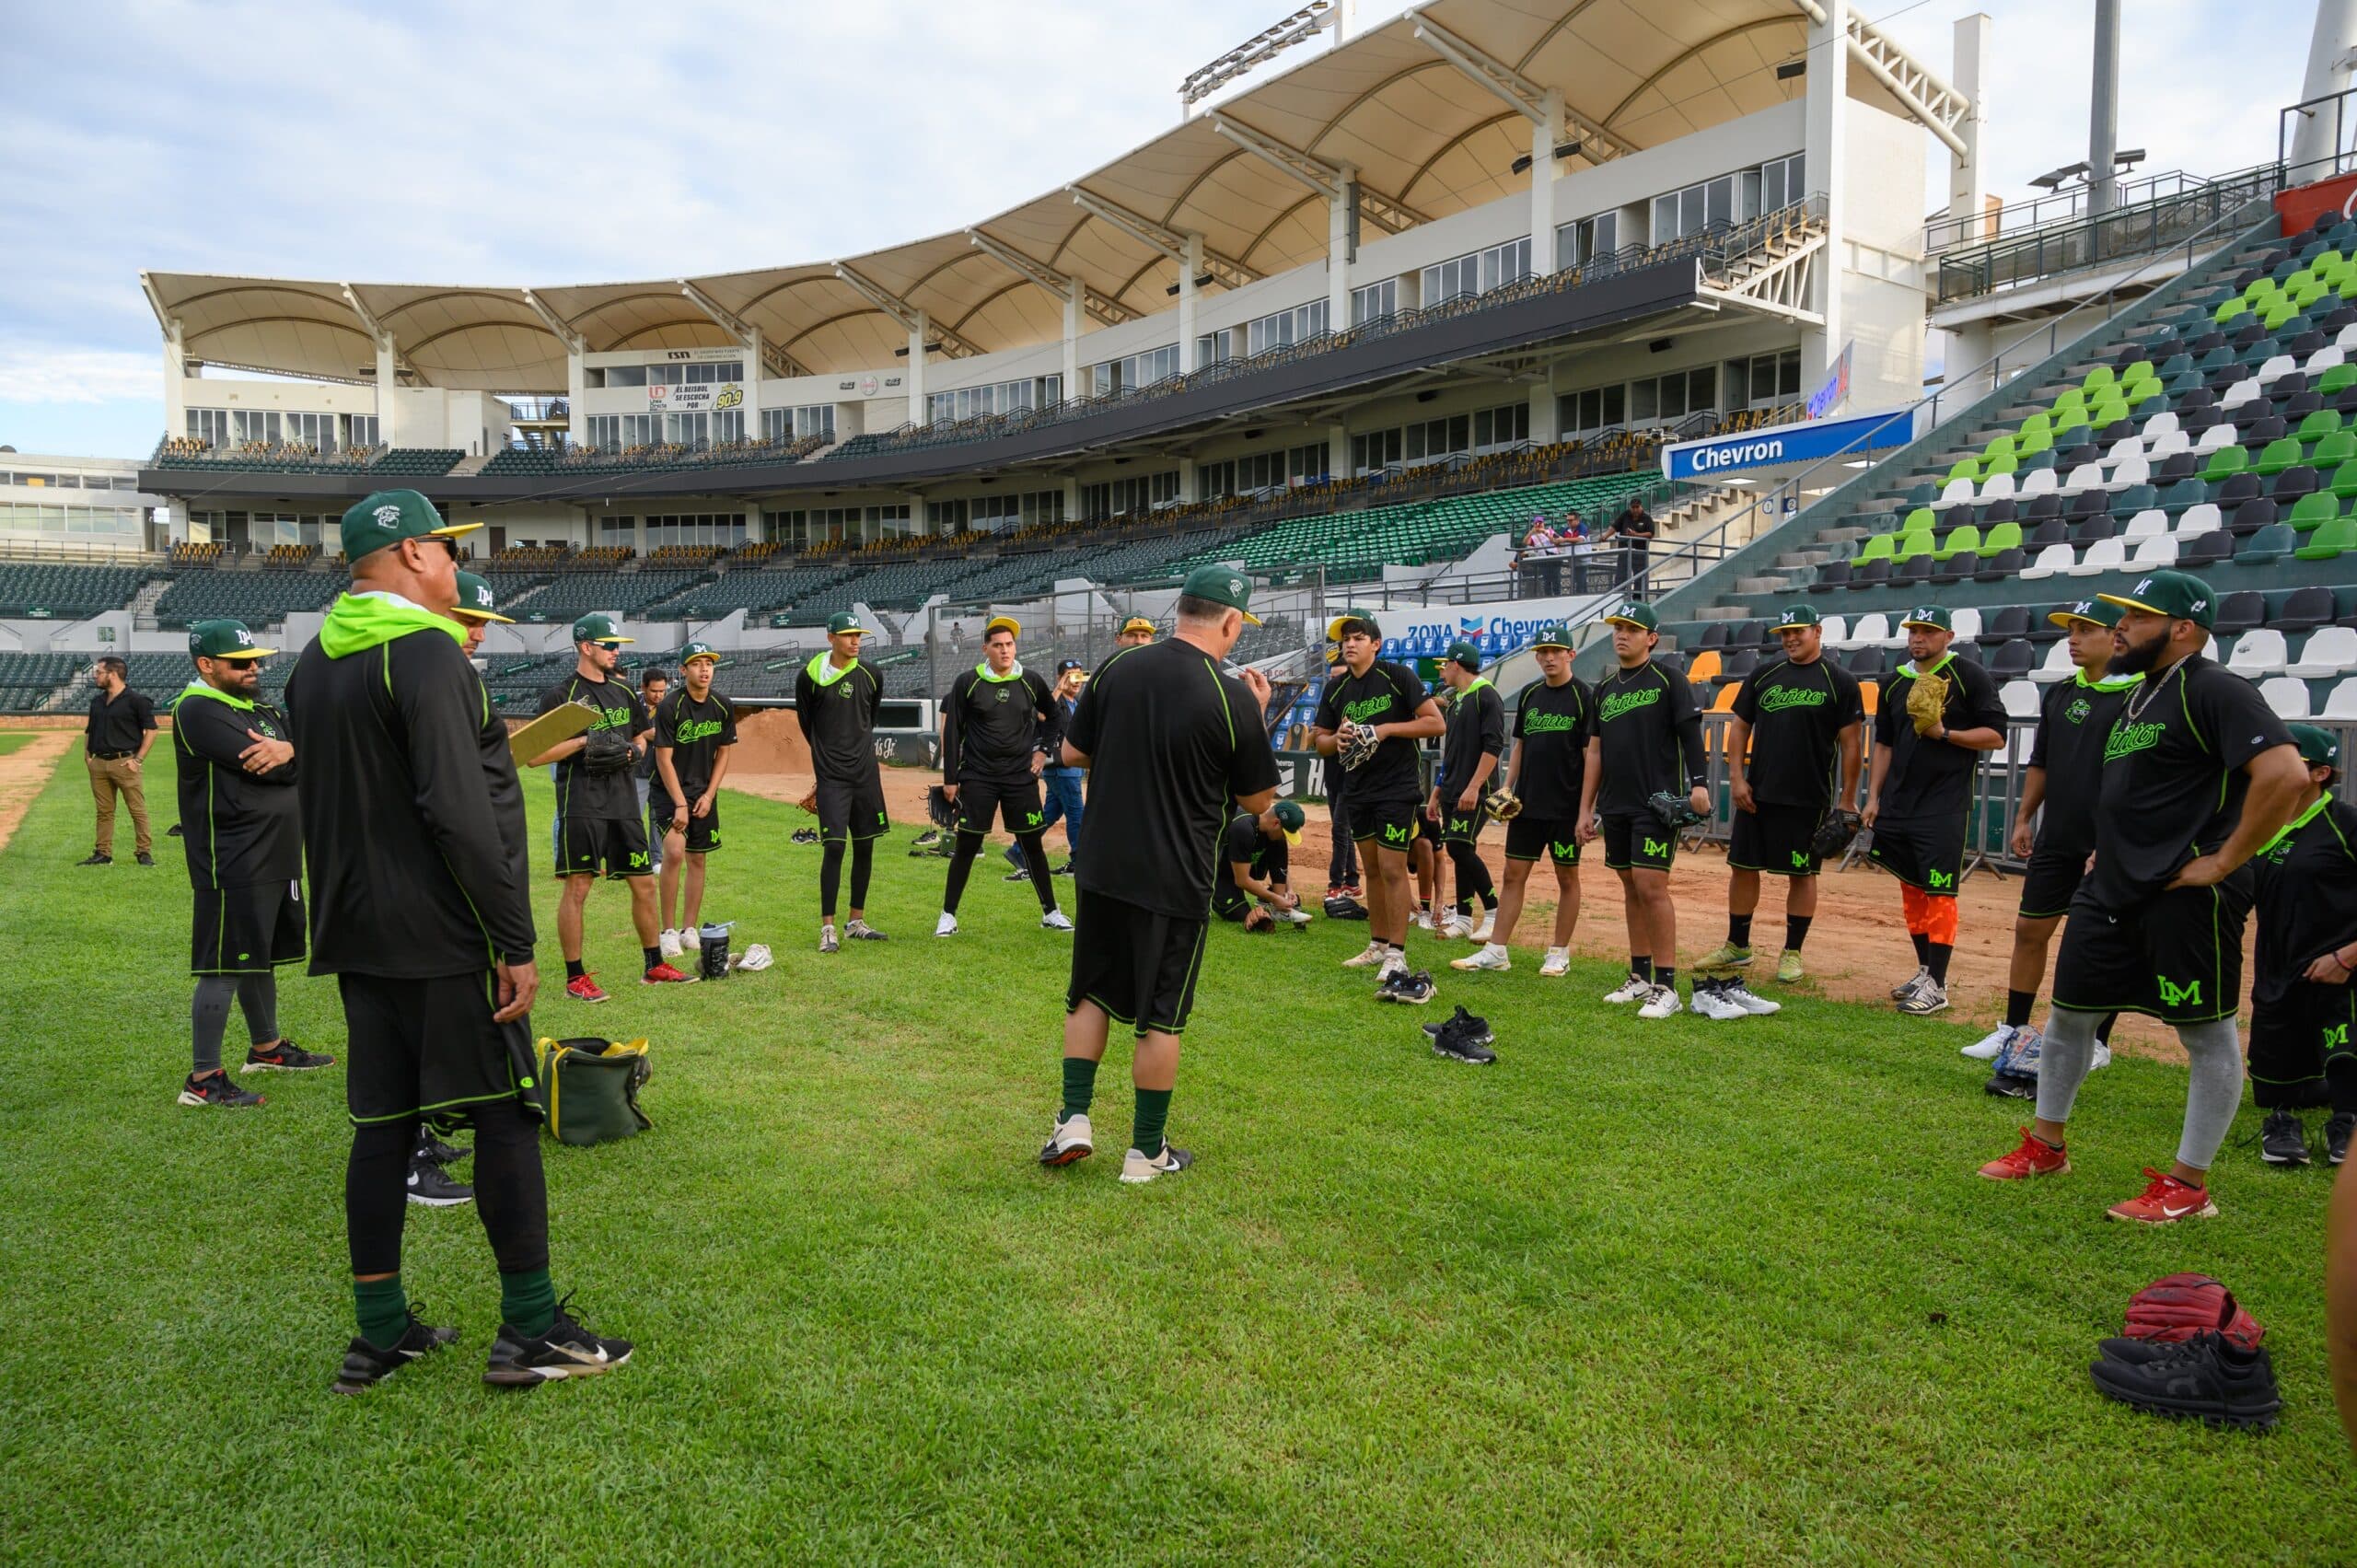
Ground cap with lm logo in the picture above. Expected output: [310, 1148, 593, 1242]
[450, 570, 513, 624]
[189, 619, 273, 660]
[2049, 598, 2123, 631]
[571, 612, 634, 646]
[2099, 569, 2217, 629]
[1899, 605, 1953, 633]
[1602, 600, 1657, 632]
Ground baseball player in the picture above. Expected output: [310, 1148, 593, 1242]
[1319, 628, 1362, 901]
[171, 618, 331, 1109]
[1968, 598, 2136, 1078]
[1312, 611, 1446, 998]
[2247, 725, 2357, 1167]
[655, 641, 739, 947]
[448, 570, 509, 657]
[1039, 566, 1280, 1181]
[635, 668, 670, 878]
[1694, 604, 1864, 1015]
[1576, 601, 1708, 1019]
[1116, 615, 1156, 649]
[1454, 622, 1588, 977]
[1864, 606, 2007, 1017]
[1213, 799, 1309, 928]
[1978, 570, 2305, 1225]
[528, 613, 689, 996]
[936, 615, 1069, 935]
[793, 613, 888, 951]
[289, 489, 630, 1393]
[1429, 641, 1504, 941]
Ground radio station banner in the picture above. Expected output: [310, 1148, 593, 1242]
[647, 382, 744, 414]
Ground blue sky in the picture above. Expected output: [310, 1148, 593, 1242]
[0, 0, 2319, 459]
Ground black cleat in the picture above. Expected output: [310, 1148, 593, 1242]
[2259, 1108, 2310, 1166]
[167, 822, 184, 837]
[1376, 969, 1435, 1005]
[1420, 1004, 1493, 1045]
[178, 1070, 262, 1108]
[484, 1294, 633, 1387]
[1983, 1070, 2038, 1100]
[135, 852, 156, 866]
[331, 1307, 460, 1395]
[2329, 1111, 2356, 1167]
[244, 1039, 334, 1072]
[2087, 1330, 2281, 1430]
[76, 853, 111, 866]
[1432, 1017, 1497, 1065]
[406, 1158, 473, 1207]
[911, 828, 941, 848]
[1052, 860, 1075, 877]
[1002, 868, 1032, 882]
[415, 1131, 470, 1166]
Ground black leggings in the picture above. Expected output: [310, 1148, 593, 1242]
[819, 836, 876, 918]
[346, 1098, 550, 1278]
[192, 971, 277, 1074]
[946, 830, 1053, 914]
[1446, 839, 1494, 915]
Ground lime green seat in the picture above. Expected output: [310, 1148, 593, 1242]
[1980, 520, 2022, 555]
[2329, 459, 2357, 499]
[2301, 409, 2346, 442]
[2256, 437, 2305, 476]
[1982, 434, 2017, 462]
[2295, 516, 2357, 560]
[1902, 505, 1937, 532]
[1893, 529, 1935, 561]
[1945, 456, 1981, 483]
[2016, 426, 2054, 458]
[2203, 445, 2250, 482]
[1933, 524, 1981, 560]
[2321, 364, 2357, 396]
[2313, 430, 2357, 468]
[1983, 452, 2019, 477]
[2082, 365, 2117, 391]
[2289, 492, 2341, 532]
[2120, 379, 2161, 408]
[1855, 532, 1898, 563]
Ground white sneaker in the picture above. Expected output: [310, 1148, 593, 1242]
[1472, 912, 1495, 943]
[1539, 947, 1570, 978]
[1040, 910, 1074, 932]
[1277, 907, 1313, 924]
[1965, 1022, 2021, 1061]
[935, 912, 958, 937]
[1342, 940, 1389, 969]
[2090, 1041, 2112, 1071]
[1637, 983, 1684, 1019]
[1689, 984, 1749, 1021]
[1449, 944, 1511, 972]
[1120, 1144, 1193, 1184]
[1604, 971, 1654, 1004]
[1720, 981, 1782, 1016]
[1039, 1112, 1093, 1167]
[657, 927, 683, 959]
[1410, 910, 1434, 932]
[1438, 912, 1473, 940]
[1377, 952, 1406, 982]
[1891, 965, 1931, 1000]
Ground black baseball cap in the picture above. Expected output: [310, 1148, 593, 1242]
[1056, 658, 1085, 674]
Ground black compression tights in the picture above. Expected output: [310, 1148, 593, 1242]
[1446, 840, 1495, 914]
[945, 830, 1054, 914]
[819, 836, 876, 919]
[346, 1098, 550, 1278]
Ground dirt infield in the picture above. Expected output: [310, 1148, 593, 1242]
[0, 732, 76, 856]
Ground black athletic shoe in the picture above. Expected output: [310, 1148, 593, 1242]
[1376, 969, 1435, 1005]
[177, 1070, 263, 1108]
[76, 853, 110, 866]
[2259, 1108, 2310, 1167]
[415, 1131, 470, 1166]
[1052, 860, 1075, 876]
[331, 1307, 460, 1395]
[2096, 1336, 2195, 1367]
[790, 827, 819, 845]
[1002, 868, 1032, 882]
[406, 1158, 473, 1207]
[135, 852, 156, 866]
[1983, 1070, 2038, 1100]
[2087, 1330, 2281, 1430]
[1432, 1017, 1497, 1065]
[911, 828, 941, 848]
[2328, 1111, 2356, 1167]
[1421, 1004, 1493, 1045]
[167, 822, 183, 837]
[484, 1294, 633, 1386]
[244, 1039, 334, 1072]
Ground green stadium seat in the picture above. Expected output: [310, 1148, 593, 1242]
[2301, 409, 2346, 443]
[1933, 524, 1980, 560]
[1854, 533, 1898, 564]
[1902, 506, 1936, 533]
[2289, 492, 2341, 532]
[1980, 520, 2022, 555]
[1893, 529, 1935, 561]
[2329, 459, 2357, 500]
[2256, 437, 2305, 476]
[2313, 430, 2357, 469]
[2204, 444, 2250, 482]
[2295, 516, 2357, 560]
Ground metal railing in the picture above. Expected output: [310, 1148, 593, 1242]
[2278, 85, 2357, 189]
[1934, 164, 2283, 304]
[1923, 162, 2278, 255]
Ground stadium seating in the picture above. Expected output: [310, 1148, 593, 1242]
[152, 569, 341, 627]
[0, 563, 155, 619]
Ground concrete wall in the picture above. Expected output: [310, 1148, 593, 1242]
[1838, 99, 1930, 413]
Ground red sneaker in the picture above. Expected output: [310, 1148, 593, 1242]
[565, 973, 610, 1004]
[640, 961, 695, 985]
[2107, 1167, 2218, 1225]
[1978, 1126, 2070, 1180]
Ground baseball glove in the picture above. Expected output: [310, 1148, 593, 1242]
[1322, 894, 1370, 920]
[1484, 787, 1524, 821]
[1906, 669, 1949, 738]
[1646, 788, 1708, 831]
[1243, 906, 1277, 934]
[1335, 721, 1379, 772]
[2123, 1272, 2265, 1350]
[580, 727, 634, 774]
[924, 784, 958, 830]
[1810, 808, 1863, 859]
[795, 789, 819, 816]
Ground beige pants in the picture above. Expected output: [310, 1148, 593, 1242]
[87, 753, 151, 856]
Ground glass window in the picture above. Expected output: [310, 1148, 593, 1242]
[607, 366, 647, 388]
[1352, 278, 1396, 324]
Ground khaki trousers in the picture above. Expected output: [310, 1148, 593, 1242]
[87, 753, 151, 856]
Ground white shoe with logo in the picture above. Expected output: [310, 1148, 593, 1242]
[1689, 984, 1749, 1021]
[1439, 913, 1474, 940]
[1472, 912, 1496, 943]
[1040, 910, 1074, 932]
[1637, 983, 1685, 1019]
[1342, 940, 1389, 969]
[657, 927, 683, 959]
[1449, 944, 1511, 972]
[1039, 1112, 1093, 1167]
[1720, 981, 1782, 1016]
[1410, 910, 1434, 932]
[1604, 972, 1654, 1004]
[1964, 1022, 2021, 1061]
[1539, 947, 1570, 979]
[935, 912, 958, 937]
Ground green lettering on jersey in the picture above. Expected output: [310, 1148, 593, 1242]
[1523, 711, 1581, 734]
[1599, 686, 1662, 723]
[1342, 692, 1396, 724]
[674, 717, 724, 746]
[2104, 720, 2166, 762]
[1756, 685, 1829, 714]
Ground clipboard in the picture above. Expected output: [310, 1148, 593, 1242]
[507, 699, 598, 767]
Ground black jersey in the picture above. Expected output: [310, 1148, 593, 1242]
[1222, 810, 1289, 886]
[2026, 670, 2139, 856]
[1316, 659, 1431, 802]
[1437, 678, 1505, 799]
[2251, 793, 2357, 1005]
[1509, 677, 1592, 818]
[652, 689, 737, 801]
[793, 653, 881, 784]
[172, 682, 299, 889]
[2085, 654, 2294, 910]
[1732, 655, 1864, 809]
[1872, 652, 2007, 823]
[540, 670, 648, 823]
[1593, 660, 1705, 817]
[942, 663, 1058, 784]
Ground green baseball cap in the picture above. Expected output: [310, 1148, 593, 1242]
[1602, 600, 1658, 631]
[1899, 604, 1954, 633]
[1446, 639, 1482, 670]
[1530, 622, 1576, 651]
[450, 570, 512, 624]
[339, 488, 478, 561]
[2049, 597, 2124, 631]
[188, 619, 273, 660]
[2100, 569, 2218, 629]
[2289, 723, 2340, 768]
[1272, 798, 1306, 843]
[677, 640, 718, 666]
[1328, 608, 1379, 642]
[572, 612, 634, 646]
[1180, 564, 1261, 625]
[826, 611, 865, 635]
[1772, 604, 1822, 631]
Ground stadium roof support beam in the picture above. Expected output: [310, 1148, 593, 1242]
[1405, 11, 1628, 163]
[141, 273, 191, 437]
[965, 231, 1137, 328]
[1064, 189, 1261, 291]
[1787, 0, 1969, 158]
[1207, 113, 1426, 236]
[519, 290, 588, 449]
[680, 281, 807, 379]
[1695, 231, 1828, 326]
[830, 265, 984, 361]
[342, 285, 410, 444]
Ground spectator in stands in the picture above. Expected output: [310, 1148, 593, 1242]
[1558, 510, 1587, 544]
[1609, 497, 1656, 598]
[1523, 517, 1562, 595]
[82, 655, 157, 865]
[636, 668, 670, 877]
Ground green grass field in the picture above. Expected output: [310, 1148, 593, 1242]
[0, 732, 39, 756]
[1, 741, 2351, 1564]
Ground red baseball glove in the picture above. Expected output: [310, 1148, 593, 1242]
[2122, 1272, 2263, 1350]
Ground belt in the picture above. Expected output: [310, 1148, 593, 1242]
[90, 750, 134, 761]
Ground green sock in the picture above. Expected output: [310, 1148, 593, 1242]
[354, 1274, 409, 1351]
[501, 1267, 557, 1337]
[1132, 1087, 1172, 1158]
[1060, 1056, 1098, 1121]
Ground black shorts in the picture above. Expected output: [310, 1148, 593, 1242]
[1601, 811, 1675, 872]
[338, 970, 540, 1127]
[2247, 984, 2357, 1109]
[956, 775, 1045, 837]
[1439, 802, 1492, 845]
[2051, 874, 2252, 1025]
[816, 771, 889, 843]
[555, 815, 652, 878]
[1728, 803, 1827, 877]
[1504, 814, 1583, 865]
[1866, 816, 1966, 893]
[192, 878, 306, 974]
[2018, 846, 2090, 919]
[1065, 889, 1209, 1037]
[1349, 792, 1421, 851]
[656, 793, 724, 855]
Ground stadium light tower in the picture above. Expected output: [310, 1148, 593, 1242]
[2087, 0, 2120, 216]
[1178, 0, 1355, 120]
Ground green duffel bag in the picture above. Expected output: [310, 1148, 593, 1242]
[533, 1037, 653, 1146]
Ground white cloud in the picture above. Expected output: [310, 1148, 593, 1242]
[0, 345, 161, 405]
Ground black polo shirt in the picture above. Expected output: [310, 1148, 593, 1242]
[86, 687, 156, 756]
[1509, 676, 1592, 818]
[652, 690, 737, 801]
[1437, 678, 1505, 800]
[1733, 655, 1864, 809]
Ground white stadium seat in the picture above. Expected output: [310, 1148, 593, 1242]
[2105, 436, 2144, 468]
[1937, 476, 1976, 509]
[2121, 508, 2166, 540]
[1978, 470, 2015, 502]
[2308, 345, 2346, 376]
[2256, 354, 2298, 385]
[2173, 503, 2222, 538]
[2065, 537, 2127, 576]
[2259, 677, 2312, 718]
[2324, 678, 2357, 718]
[2145, 428, 2190, 462]
[2142, 410, 2181, 439]
[1816, 614, 1847, 645]
[1836, 612, 1887, 651]
[2061, 462, 2107, 494]
[2226, 628, 2289, 677]
[2195, 423, 2239, 453]
[2221, 378, 2261, 411]
[1950, 606, 1983, 642]
[2105, 455, 2150, 493]
[2290, 626, 2357, 679]
[2020, 543, 2074, 580]
[2018, 467, 2060, 498]
[1999, 679, 2041, 718]
[2127, 534, 2178, 569]
[2032, 637, 2077, 683]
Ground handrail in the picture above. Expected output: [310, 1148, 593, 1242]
[1923, 161, 2279, 254]
[1934, 166, 2283, 304]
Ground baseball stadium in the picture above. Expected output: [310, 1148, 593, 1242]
[8, 0, 2357, 1559]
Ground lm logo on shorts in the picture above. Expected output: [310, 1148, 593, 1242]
[629, 851, 650, 868]
[1926, 869, 1955, 889]
[1790, 850, 1811, 869]
[1553, 840, 1576, 859]
[876, 809, 888, 825]
[1382, 822, 1411, 844]
[2326, 1021, 2351, 1051]
[1448, 816, 1470, 833]
[1643, 837, 1666, 857]
[1026, 809, 1044, 828]
[2155, 974, 2202, 1008]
